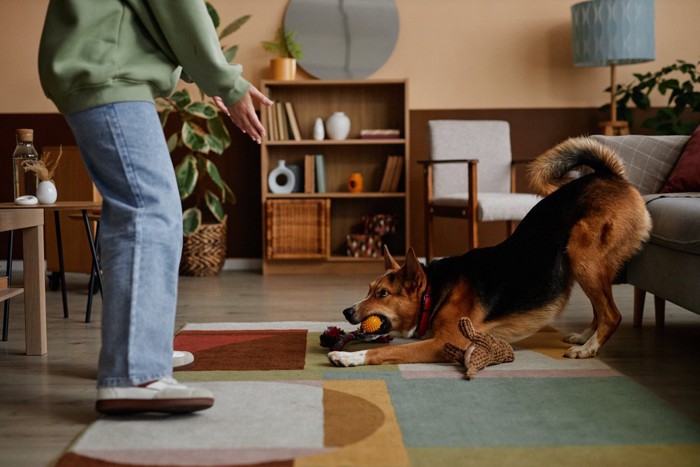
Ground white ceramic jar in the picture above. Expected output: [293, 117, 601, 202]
[325, 112, 351, 140]
[36, 180, 58, 204]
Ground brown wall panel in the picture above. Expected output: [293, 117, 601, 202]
[2, 107, 636, 262]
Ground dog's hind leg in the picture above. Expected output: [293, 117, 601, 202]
[565, 280, 621, 358]
[565, 218, 625, 358]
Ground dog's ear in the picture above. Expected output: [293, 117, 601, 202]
[383, 245, 400, 270]
[403, 248, 426, 288]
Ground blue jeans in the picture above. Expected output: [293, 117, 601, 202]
[65, 102, 182, 387]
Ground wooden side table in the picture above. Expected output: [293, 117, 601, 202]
[0, 201, 103, 321]
[0, 208, 46, 355]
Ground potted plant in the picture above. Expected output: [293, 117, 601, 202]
[157, 4, 250, 276]
[604, 59, 700, 135]
[262, 27, 303, 80]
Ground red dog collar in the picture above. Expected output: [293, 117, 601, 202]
[415, 284, 434, 338]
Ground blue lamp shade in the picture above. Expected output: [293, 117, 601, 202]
[572, 0, 655, 67]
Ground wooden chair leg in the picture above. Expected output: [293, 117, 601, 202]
[506, 221, 516, 237]
[425, 211, 434, 263]
[633, 287, 645, 327]
[654, 295, 665, 328]
[468, 216, 477, 250]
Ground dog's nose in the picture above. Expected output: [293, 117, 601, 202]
[343, 307, 356, 322]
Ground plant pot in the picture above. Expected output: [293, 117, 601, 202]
[180, 216, 227, 276]
[36, 180, 58, 205]
[270, 58, 297, 80]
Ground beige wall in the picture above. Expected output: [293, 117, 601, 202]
[2, 0, 699, 113]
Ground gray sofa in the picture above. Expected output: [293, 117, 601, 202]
[591, 135, 700, 326]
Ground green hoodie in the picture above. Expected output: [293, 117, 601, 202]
[38, 0, 250, 115]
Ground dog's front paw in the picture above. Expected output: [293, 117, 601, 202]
[327, 350, 367, 367]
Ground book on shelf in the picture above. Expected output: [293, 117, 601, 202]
[304, 154, 315, 193]
[389, 155, 404, 192]
[284, 102, 302, 141]
[379, 155, 404, 192]
[265, 101, 302, 141]
[360, 129, 401, 140]
[266, 103, 277, 141]
[378, 156, 394, 192]
[314, 155, 326, 193]
[274, 101, 289, 140]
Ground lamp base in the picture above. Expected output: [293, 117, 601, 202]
[600, 120, 630, 136]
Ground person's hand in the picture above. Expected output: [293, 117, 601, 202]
[214, 86, 273, 144]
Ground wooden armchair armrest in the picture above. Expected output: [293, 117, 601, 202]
[416, 159, 479, 166]
[510, 159, 533, 192]
[419, 159, 479, 223]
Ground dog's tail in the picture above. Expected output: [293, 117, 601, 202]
[529, 137, 628, 195]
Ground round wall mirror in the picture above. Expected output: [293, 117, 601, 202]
[284, 0, 400, 79]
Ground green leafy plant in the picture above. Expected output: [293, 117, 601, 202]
[157, 4, 249, 236]
[159, 89, 234, 236]
[262, 27, 303, 60]
[604, 59, 700, 135]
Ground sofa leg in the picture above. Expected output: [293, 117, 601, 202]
[654, 295, 666, 328]
[633, 287, 646, 327]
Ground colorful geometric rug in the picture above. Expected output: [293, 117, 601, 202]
[58, 322, 700, 466]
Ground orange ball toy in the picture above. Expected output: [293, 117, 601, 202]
[361, 315, 383, 333]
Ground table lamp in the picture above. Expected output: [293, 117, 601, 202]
[572, 0, 655, 135]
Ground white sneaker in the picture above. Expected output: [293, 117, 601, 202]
[96, 378, 214, 415]
[172, 350, 195, 370]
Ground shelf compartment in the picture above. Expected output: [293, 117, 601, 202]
[262, 80, 406, 141]
[265, 199, 330, 260]
[264, 145, 405, 194]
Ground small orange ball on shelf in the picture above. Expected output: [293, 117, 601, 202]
[361, 315, 383, 333]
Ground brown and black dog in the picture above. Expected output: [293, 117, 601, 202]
[328, 137, 652, 367]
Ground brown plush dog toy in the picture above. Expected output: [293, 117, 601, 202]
[443, 317, 515, 379]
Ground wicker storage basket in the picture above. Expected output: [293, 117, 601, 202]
[180, 216, 227, 276]
[266, 199, 330, 259]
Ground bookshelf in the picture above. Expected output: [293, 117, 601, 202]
[260, 79, 409, 274]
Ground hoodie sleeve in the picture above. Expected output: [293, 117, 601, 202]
[130, 0, 251, 106]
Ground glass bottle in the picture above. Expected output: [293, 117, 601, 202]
[12, 128, 39, 199]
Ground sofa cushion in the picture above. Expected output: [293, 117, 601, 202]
[661, 126, 700, 193]
[643, 194, 700, 255]
[591, 135, 689, 195]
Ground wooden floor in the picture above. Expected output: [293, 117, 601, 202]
[1, 270, 699, 466]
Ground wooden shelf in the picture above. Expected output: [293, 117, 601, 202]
[0, 287, 24, 302]
[266, 193, 406, 199]
[265, 139, 406, 146]
[260, 79, 409, 274]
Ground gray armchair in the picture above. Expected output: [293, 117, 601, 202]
[418, 120, 541, 261]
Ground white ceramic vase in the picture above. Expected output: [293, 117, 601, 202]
[325, 112, 351, 140]
[313, 117, 325, 141]
[36, 180, 57, 205]
[268, 160, 295, 194]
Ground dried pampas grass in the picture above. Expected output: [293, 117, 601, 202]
[23, 146, 63, 181]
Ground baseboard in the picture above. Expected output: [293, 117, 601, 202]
[223, 258, 262, 271]
[4, 258, 264, 275]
